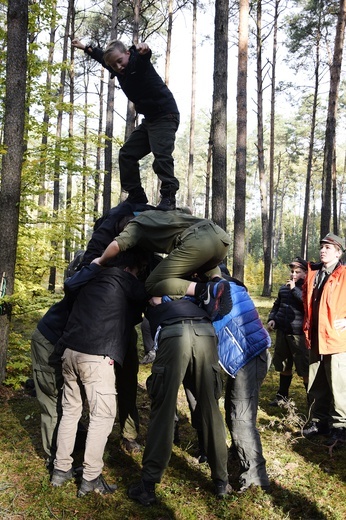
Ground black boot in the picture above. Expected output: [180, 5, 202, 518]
[156, 191, 176, 211]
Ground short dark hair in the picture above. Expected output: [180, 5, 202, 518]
[104, 247, 150, 273]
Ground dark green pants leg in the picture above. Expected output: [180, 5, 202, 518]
[142, 322, 228, 483]
[30, 328, 63, 460]
[115, 328, 140, 441]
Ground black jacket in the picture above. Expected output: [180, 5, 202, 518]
[146, 298, 209, 338]
[268, 278, 305, 335]
[87, 46, 179, 120]
[37, 264, 102, 345]
[56, 267, 148, 366]
[82, 201, 155, 266]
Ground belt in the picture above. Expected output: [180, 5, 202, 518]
[161, 318, 211, 328]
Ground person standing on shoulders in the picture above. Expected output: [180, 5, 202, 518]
[72, 38, 180, 211]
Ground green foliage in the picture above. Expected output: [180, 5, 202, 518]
[4, 331, 32, 389]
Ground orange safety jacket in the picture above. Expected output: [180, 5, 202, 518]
[303, 262, 346, 354]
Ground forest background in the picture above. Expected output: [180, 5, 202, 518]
[0, 3, 346, 518]
[0, 0, 346, 380]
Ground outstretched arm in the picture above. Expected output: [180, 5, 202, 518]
[71, 38, 86, 50]
[92, 239, 120, 266]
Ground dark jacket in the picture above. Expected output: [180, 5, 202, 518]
[82, 201, 154, 266]
[87, 46, 179, 120]
[146, 298, 210, 338]
[56, 267, 148, 366]
[268, 278, 305, 335]
[37, 264, 102, 345]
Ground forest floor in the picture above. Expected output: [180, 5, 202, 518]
[0, 297, 345, 520]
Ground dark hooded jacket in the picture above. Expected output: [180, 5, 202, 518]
[268, 278, 305, 335]
[56, 267, 148, 366]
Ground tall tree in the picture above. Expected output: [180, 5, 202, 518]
[211, 0, 229, 231]
[233, 0, 249, 281]
[320, 0, 346, 236]
[103, 0, 118, 212]
[187, 0, 197, 209]
[0, 0, 28, 382]
[255, 0, 269, 294]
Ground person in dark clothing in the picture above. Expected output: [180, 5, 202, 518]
[31, 201, 153, 462]
[267, 257, 308, 406]
[128, 297, 231, 506]
[31, 264, 104, 467]
[81, 200, 159, 452]
[72, 38, 180, 211]
[92, 209, 232, 318]
[51, 250, 149, 497]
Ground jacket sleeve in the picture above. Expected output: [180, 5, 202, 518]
[85, 46, 116, 77]
[268, 293, 280, 322]
[64, 264, 102, 296]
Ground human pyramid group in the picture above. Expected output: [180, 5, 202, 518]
[30, 37, 346, 507]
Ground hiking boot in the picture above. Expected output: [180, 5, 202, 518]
[51, 468, 75, 487]
[77, 474, 117, 497]
[128, 480, 157, 506]
[324, 427, 346, 447]
[269, 395, 288, 407]
[126, 189, 148, 204]
[302, 421, 330, 437]
[201, 280, 232, 320]
[140, 348, 156, 364]
[214, 479, 232, 499]
[121, 437, 142, 453]
[156, 194, 176, 211]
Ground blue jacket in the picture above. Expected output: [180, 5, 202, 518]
[212, 282, 271, 377]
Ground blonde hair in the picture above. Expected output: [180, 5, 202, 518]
[103, 40, 128, 65]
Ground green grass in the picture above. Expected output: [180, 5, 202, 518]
[1, 296, 346, 519]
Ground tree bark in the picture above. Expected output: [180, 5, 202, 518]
[211, 0, 229, 231]
[233, 0, 248, 281]
[0, 0, 28, 382]
[321, 0, 346, 237]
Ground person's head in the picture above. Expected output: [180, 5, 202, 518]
[288, 257, 307, 282]
[103, 40, 130, 75]
[319, 233, 345, 267]
[104, 247, 150, 278]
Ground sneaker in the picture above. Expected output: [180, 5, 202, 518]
[121, 437, 142, 453]
[214, 479, 232, 499]
[128, 480, 157, 506]
[156, 196, 176, 211]
[269, 395, 288, 407]
[140, 348, 156, 364]
[201, 280, 232, 319]
[77, 474, 117, 497]
[302, 421, 330, 437]
[51, 468, 75, 487]
[324, 427, 346, 447]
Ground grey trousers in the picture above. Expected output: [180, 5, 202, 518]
[142, 320, 228, 484]
[225, 350, 270, 489]
[54, 349, 116, 481]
